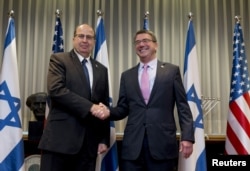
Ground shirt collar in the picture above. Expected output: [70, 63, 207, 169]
[140, 58, 157, 69]
[74, 49, 90, 63]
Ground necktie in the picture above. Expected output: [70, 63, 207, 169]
[140, 65, 150, 104]
[82, 59, 91, 96]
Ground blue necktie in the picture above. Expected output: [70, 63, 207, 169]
[82, 59, 91, 96]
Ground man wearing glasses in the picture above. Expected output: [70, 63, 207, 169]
[39, 24, 110, 171]
[93, 29, 194, 171]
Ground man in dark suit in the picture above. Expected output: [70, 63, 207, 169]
[94, 30, 194, 171]
[38, 24, 110, 171]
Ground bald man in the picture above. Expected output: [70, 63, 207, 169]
[38, 24, 110, 171]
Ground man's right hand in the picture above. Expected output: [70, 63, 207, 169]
[90, 103, 110, 120]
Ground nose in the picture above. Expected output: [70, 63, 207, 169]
[138, 41, 144, 46]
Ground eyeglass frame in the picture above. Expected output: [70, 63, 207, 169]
[74, 34, 95, 41]
[134, 38, 156, 45]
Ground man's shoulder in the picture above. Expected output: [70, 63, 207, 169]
[90, 59, 107, 70]
[158, 61, 179, 70]
[122, 64, 139, 74]
[49, 51, 76, 66]
[51, 51, 71, 58]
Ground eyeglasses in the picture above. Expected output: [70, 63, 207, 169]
[134, 39, 156, 45]
[75, 34, 95, 40]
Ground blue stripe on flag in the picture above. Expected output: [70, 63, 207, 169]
[100, 140, 119, 171]
[110, 120, 115, 128]
[0, 140, 24, 170]
[4, 18, 15, 49]
[184, 21, 196, 74]
[94, 18, 106, 58]
[195, 149, 207, 171]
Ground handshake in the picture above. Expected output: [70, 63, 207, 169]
[90, 103, 110, 120]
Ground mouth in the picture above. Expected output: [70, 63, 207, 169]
[80, 45, 89, 50]
[138, 47, 148, 53]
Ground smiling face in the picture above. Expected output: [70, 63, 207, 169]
[73, 24, 96, 57]
[134, 31, 158, 63]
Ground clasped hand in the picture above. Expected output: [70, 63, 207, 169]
[90, 103, 110, 120]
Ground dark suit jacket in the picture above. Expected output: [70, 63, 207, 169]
[110, 60, 194, 160]
[38, 50, 110, 156]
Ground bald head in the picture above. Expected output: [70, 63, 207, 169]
[74, 24, 95, 38]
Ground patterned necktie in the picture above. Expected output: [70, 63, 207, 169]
[82, 59, 91, 97]
[140, 65, 150, 104]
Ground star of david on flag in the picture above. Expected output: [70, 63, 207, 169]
[178, 18, 207, 171]
[0, 16, 24, 171]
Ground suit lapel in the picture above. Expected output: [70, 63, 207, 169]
[131, 62, 166, 105]
[90, 58, 101, 91]
[131, 64, 148, 104]
[70, 50, 91, 87]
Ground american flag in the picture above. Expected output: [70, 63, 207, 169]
[45, 15, 64, 119]
[52, 16, 64, 53]
[225, 21, 250, 154]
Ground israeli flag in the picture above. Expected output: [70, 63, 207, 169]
[178, 19, 207, 171]
[0, 17, 24, 171]
[94, 16, 119, 171]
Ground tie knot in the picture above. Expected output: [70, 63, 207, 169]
[82, 59, 88, 64]
[143, 64, 148, 70]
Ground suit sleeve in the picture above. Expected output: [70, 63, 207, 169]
[109, 73, 130, 121]
[98, 68, 110, 147]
